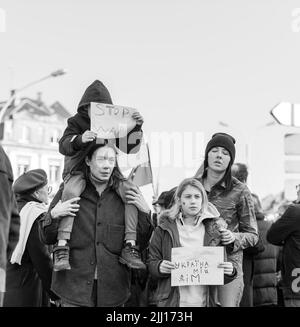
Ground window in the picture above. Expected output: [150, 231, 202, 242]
[37, 127, 44, 143]
[49, 164, 60, 183]
[50, 130, 60, 145]
[284, 134, 300, 155]
[285, 160, 300, 173]
[17, 156, 30, 176]
[4, 119, 13, 140]
[20, 126, 30, 143]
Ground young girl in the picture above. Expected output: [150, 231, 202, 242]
[148, 178, 237, 307]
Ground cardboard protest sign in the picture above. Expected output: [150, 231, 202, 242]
[171, 246, 224, 286]
[90, 102, 137, 139]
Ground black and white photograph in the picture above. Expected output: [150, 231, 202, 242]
[0, 0, 300, 317]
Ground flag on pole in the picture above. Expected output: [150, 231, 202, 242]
[128, 164, 153, 187]
[128, 143, 153, 187]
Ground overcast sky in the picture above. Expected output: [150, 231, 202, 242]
[1, 0, 300, 202]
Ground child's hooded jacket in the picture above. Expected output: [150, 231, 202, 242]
[59, 80, 143, 178]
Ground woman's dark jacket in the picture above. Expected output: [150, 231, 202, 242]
[3, 194, 57, 307]
[253, 215, 279, 306]
[39, 177, 153, 307]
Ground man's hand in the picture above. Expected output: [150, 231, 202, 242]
[219, 228, 236, 245]
[132, 111, 144, 126]
[125, 185, 150, 214]
[51, 197, 81, 219]
[82, 130, 97, 143]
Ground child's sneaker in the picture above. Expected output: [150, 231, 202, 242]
[119, 243, 146, 270]
[53, 245, 71, 271]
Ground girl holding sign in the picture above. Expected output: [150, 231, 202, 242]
[148, 178, 237, 307]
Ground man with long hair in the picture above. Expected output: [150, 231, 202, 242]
[39, 142, 153, 307]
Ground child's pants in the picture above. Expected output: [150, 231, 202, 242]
[57, 174, 138, 242]
[58, 172, 86, 240]
[116, 180, 138, 242]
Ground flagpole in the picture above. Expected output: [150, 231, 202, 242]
[155, 167, 160, 198]
[128, 165, 139, 181]
[146, 143, 156, 196]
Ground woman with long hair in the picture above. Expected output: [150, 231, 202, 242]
[196, 133, 258, 307]
[148, 177, 236, 307]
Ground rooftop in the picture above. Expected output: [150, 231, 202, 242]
[0, 93, 71, 121]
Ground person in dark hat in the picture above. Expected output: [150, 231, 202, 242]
[195, 132, 258, 307]
[0, 145, 20, 306]
[152, 191, 168, 226]
[12, 169, 48, 200]
[54, 80, 146, 272]
[153, 191, 168, 206]
[164, 187, 177, 209]
[3, 169, 79, 307]
[152, 188, 177, 227]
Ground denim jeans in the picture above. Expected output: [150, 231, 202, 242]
[58, 172, 86, 240]
[217, 275, 244, 307]
[116, 180, 138, 241]
[58, 174, 138, 243]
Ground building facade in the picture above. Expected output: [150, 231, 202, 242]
[0, 94, 71, 194]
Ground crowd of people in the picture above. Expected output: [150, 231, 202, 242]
[0, 79, 300, 307]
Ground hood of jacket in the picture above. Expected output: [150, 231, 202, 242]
[158, 201, 220, 246]
[77, 80, 113, 116]
[202, 202, 220, 220]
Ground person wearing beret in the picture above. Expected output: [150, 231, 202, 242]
[3, 169, 79, 307]
[0, 145, 20, 306]
[195, 133, 258, 307]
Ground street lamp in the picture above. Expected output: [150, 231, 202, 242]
[0, 68, 67, 123]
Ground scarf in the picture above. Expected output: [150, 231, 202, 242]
[10, 201, 47, 265]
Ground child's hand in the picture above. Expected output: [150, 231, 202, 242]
[132, 111, 144, 126]
[218, 262, 234, 275]
[219, 228, 236, 245]
[51, 197, 81, 219]
[159, 260, 175, 274]
[82, 130, 97, 143]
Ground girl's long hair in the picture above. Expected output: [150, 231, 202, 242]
[164, 178, 209, 220]
[86, 141, 125, 190]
